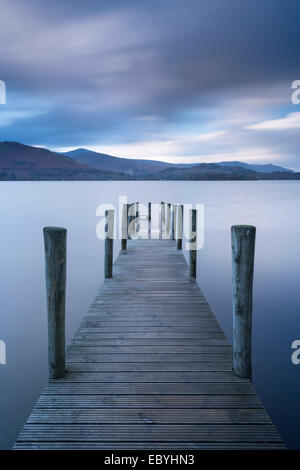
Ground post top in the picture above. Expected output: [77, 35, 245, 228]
[231, 225, 256, 230]
[43, 226, 67, 233]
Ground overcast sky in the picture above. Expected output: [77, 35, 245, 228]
[1, 0, 300, 168]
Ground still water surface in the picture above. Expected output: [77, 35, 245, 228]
[0, 181, 299, 448]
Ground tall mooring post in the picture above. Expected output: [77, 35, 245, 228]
[231, 225, 256, 379]
[148, 202, 151, 221]
[189, 209, 197, 278]
[105, 209, 115, 279]
[43, 227, 67, 379]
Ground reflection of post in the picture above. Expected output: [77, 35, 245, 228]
[231, 225, 256, 379]
[43, 227, 66, 379]
[189, 209, 197, 278]
[105, 209, 115, 279]
[177, 205, 183, 250]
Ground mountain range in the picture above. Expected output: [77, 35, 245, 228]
[0, 141, 299, 181]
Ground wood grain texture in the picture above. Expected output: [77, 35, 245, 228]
[15, 236, 284, 449]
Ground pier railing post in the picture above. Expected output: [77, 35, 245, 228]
[148, 202, 151, 221]
[165, 203, 171, 239]
[105, 209, 115, 278]
[176, 204, 183, 250]
[231, 225, 256, 379]
[171, 204, 176, 240]
[160, 202, 165, 238]
[189, 209, 197, 278]
[135, 202, 140, 234]
[127, 203, 134, 240]
[121, 203, 128, 251]
[43, 227, 66, 379]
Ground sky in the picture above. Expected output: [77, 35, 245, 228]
[1, 0, 300, 168]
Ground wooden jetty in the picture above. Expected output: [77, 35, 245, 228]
[14, 204, 284, 449]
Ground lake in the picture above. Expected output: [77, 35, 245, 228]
[0, 181, 299, 449]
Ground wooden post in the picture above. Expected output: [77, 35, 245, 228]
[177, 204, 183, 250]
[231, 225, 256, 379]
[43, 227, 66, 379]
[165, 203, 171, 238]
[136, 202, 140, 234]
[171, 204, 175, 240]
[161, 202, 165, 238]
[127, 203, 134, 240]
[105, 209, 115, 278]
[148, 202, 151, 220]
[121, 203, 128, 251]
[189, 209, 197, 278]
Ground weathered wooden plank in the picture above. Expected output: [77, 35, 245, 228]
[43, 382, 255, 394]
[67, 345, 232, 354]
[66, 362, 233, 372]
[13, 442, 286, 450]
[49, 371, 248, 383]
[17, 424, 282, 442]
[28, 408, 272, 424]
[70, 338, 229, 346]
[66, 353, 233, 363]
[35, 394, 264, 409]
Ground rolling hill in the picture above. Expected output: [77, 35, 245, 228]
[0, 141, 298, 180]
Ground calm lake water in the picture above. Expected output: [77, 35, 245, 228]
[0, 181, 299, 449]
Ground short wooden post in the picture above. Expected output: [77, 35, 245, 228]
[189, 209, 197, 278]
[121, 203, 128, 251]
[231, 225, 256, 379]
[127, 203, 135, 240]
[148, 202, 151, 220]
[161, 202, 165, 238]
[165, 203, 171, 238]
[171, 204, 176, 240]
[105, 209, 115, 278]
[177, 204, 183, 250]
[43, 227, 66, 379]
[136, 202, 140, 234]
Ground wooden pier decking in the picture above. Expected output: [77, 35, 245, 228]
[14, 237, 284, 449]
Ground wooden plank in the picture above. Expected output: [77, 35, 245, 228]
[43, 382, 255, 394]
[49, 371, 248, 383]
[17, 424, 282, 442]
[35, 394, 264, 408]
[66, 362, 233, 372]
[66, 353, 233, 363]
[67, 346, 232, 354]
[13, 442, 286, 450]
[27, 408, 272, 424]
